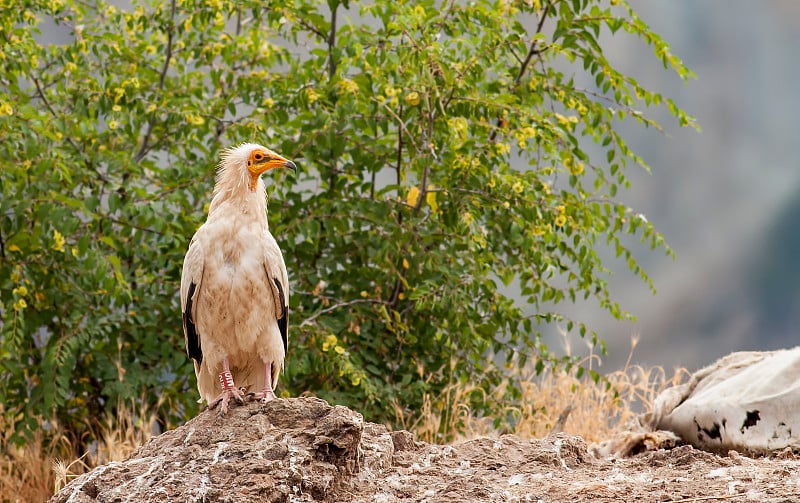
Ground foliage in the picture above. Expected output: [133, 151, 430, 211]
[0, 0, 695, 443]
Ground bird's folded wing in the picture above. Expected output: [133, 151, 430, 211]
[181, 238, 205, 364]
[263, 240, 289, 356]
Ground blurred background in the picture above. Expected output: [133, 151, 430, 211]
[558, 1, 800, 372]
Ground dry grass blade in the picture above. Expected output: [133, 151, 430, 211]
[400, 339, 690, 444]
[0, 397, 163, 501]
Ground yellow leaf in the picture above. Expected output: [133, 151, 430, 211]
[406, 186, 420, 207]
[426, 189, 438, 212]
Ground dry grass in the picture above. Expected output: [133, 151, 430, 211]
[0, 398, 161, 502]
[400, 338, 690, 444]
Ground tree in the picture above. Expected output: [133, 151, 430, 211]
[0, 0, 695, 444]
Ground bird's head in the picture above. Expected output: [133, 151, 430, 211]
[220, 143, 297, 192]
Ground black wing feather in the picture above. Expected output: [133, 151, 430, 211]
[183, 281, 203, 364]
[272, 277, 288, 354]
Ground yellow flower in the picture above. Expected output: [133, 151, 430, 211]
[462, 211, 474, 226]
[512, 181, 524, 194]
[13, 299, 27, 311]
[8, 244, 20, 253]
[405, 91, 420, 106]
[556, 205, 565, 214]
[0, 100, 13, 116]
[107, 120, 118, 130]
[555, 113, 578, 128]
[262, 97, 275, 108]
[337, 79, 359, 96]
[52, 229, 65, 252]
[306, 87, 320, 104]
[186, 113, 205, 126]
[334, 345, 345, 355]
[350, 375, 361, 387]
[322, 334, 338, 352]
[402, 258, 409, 269]
[360, 290, 368, 298]
[494, 142, 510, 156]
[13, 286, 28, 297]
[112, 105, 121, 112]
[555, 214, 567, 227]
[146, 103, 157, 113]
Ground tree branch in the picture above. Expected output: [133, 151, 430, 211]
[31, 75, 107, 184]
[327, 3, 338, 79]
[299, 298, 387, 327]
[489, 1, 551, 143]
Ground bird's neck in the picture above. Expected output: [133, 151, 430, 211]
[208, 177, 269, 224]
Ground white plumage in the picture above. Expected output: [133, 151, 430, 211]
[180, 143, 295, 415]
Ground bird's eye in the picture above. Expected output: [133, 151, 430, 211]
[254, 152, 264, 161]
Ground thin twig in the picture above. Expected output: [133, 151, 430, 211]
[135, 0, 176, 163]
[299, 298, 387, 327]
[489, 1, 551, 143]
[31, 75, 107, 183]
[327, 2, 338, 79]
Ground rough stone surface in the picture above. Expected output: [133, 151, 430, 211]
[51, 397, 800, 503]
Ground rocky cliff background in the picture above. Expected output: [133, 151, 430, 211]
[554, 0, 800, 370]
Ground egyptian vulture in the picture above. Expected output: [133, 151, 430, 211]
[180, 143, 295, 415]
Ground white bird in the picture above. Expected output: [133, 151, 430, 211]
[180, 143, 295, 416]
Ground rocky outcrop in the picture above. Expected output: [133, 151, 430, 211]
[50, 397, 394, 503]
[51, 396, 800, 502]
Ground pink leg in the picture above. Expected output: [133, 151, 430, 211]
[207, 358, 245, 416]
[247, 362, 277, 402]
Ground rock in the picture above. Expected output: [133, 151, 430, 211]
[50, 397, 391, 503]
[54, 397, 800, 502]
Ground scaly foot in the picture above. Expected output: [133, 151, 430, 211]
[208, 386, 246, 416]
[208, 360, 245, 416]
[247, 387, 277, 403]
[247, 361, 277, 403]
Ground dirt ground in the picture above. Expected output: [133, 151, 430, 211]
[50, 398, 800, 503]
[353, 433, 800, 503]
